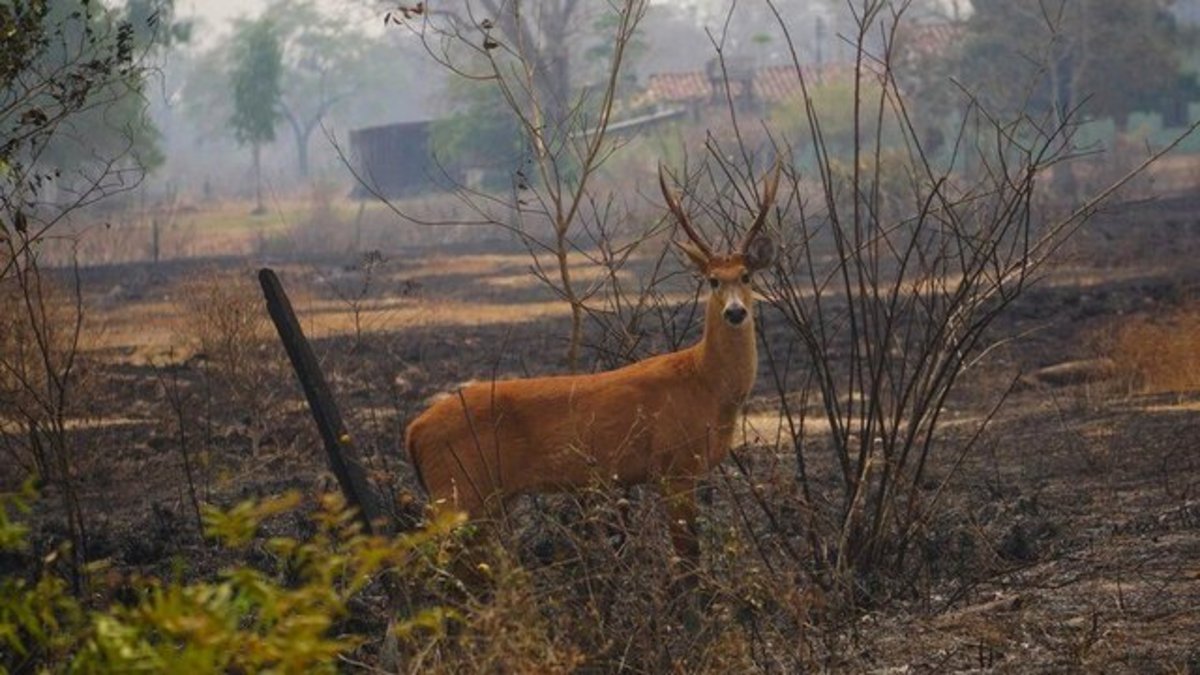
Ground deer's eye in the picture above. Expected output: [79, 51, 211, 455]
[741, 272, 751, 284]
[708, 277, 719, 289]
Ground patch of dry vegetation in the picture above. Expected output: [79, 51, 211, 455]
[1108, 303, 1200, 393]
[173, 270, 290, 451]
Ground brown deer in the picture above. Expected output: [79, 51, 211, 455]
[406, 164, 780, 569]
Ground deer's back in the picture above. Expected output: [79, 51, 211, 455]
[406, 349, 717, 512]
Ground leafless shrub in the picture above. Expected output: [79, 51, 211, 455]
[398, 542, 584, 674]
[174, 270, 288, 453]
[722, 0, 1200, 601]
[149, 354, 208, 534]
[0, 0, 172, 595]
[415, 465, 838, 672]
[384, 0, 658, 372]
[321, 249, 389, 350]
[0, 242, 94, 593]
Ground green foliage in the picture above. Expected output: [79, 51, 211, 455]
[123, 0, 191, 50]
[0, 570, 80, 671]
[0, 0, 175, 190]
[0, 2, 50, 89]
[229, 17, 283, 148]
[429, 78, 525, 187]
[768, 77, 896, 156]
[183, 1, 394, 177]
[0, 481, 34, 551]
[0, 482, 83, 671]
[268, 0, 382, 176]
[0, 487, 467, 673]
[72, 493, 466, 673]
[961, 0, 1190, 128]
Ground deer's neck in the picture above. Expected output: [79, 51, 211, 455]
[696, 300, 758, 408]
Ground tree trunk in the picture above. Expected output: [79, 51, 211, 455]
[252, 142, 265, 215]
[286, 112, 312, 179]
[296, 127, 310, 178]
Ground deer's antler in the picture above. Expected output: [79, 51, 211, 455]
[659, 164, 712, 258]
[741, 159, 782, 253]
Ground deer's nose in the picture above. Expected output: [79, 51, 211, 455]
[724, 306, 748, 325]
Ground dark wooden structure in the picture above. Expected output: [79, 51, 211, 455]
[349, 120, 449, 199]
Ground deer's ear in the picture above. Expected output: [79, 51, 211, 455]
[675, 239, 710, 271]
[744, 236, 776, 271]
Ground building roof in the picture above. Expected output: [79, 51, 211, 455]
[643, 70, 710, 103]
[642, 62, 854, 107]
[898, 21, 964, 59]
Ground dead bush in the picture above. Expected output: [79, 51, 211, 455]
[0, 272, 87, 479]
[407, 546, 584, 674]
[280, 179, 352, 257]
[1108, 304, 1200, 393]
[441, 475, 830, 673]
[174, 270, 288, 451]
[0, 255, 100, 593]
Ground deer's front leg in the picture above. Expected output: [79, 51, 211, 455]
[662, 476, 700, 576]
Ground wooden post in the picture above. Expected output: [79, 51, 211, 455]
[258, 268, 388, 534]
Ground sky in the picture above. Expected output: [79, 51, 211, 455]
[178, 0, 268, 30]
[176, 0, 379, 44]
[175, 0, 969, 34]
[178, 0, 695, 38]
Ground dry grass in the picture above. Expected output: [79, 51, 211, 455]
[82, 258, 690, 357]
[1109, 304, 1200, 393]
[10, 182, 1200, 671]
[174, 270, 274, 363]
[171, 269, 291, 451]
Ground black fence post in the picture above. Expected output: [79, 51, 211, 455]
[258, 267, 388, 534]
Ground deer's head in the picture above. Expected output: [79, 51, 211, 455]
[660, 164, 780, 328]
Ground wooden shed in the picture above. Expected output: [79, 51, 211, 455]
[348, 120, 449, 199]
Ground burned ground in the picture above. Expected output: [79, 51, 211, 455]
[3, 199, 1200, 672]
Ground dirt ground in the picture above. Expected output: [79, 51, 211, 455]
[5, 194, 1200, 672]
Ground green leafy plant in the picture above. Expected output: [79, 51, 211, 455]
[71, 493, 465, 673]
[0, 482, 83, 672]
[0, 485, 467, 673]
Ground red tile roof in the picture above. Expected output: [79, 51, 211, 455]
[899, 22, 963, 58]
[643, 62, 855, 107]
[644, 70, 710, 102]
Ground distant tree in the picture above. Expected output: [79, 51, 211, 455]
[428, 2, 650, 183]
[960, 0, 1189, 130]
[582, 5, 648, 90]
[184, 3, 390, 180]
[178, 43, 234, 144]
[269, 0, 376, 178]
[228, 18, 283, 214]
[629, 2, 710, 74]
[429, 75, 524, 187]
[679, 0, 838, 64]
[421, 1, 652, 182]
[396, 0, 594, 141]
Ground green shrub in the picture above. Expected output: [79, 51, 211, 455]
[0, 486, 465, 674]
[1, 482, 84, 672]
